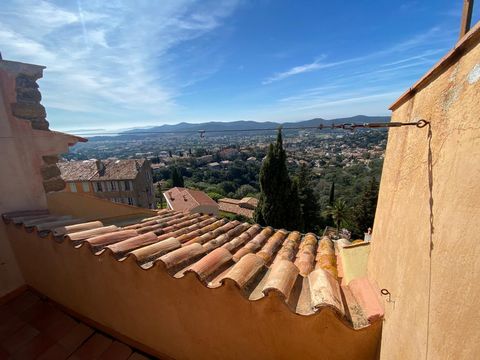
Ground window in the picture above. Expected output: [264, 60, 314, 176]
[124, 180, 131, 191]
[111, 181, 118, 191]
[127, 197, 134, 205]
[95, 182, 103, 192]
[82, 182, 90, 192]
[69, 183, 77, 192]
[106, 182, 112, 191]
[120, 181, 125, 191]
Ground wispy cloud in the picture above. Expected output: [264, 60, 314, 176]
[0, 0, 241, 129]
[262, 56, 326, 84]
[262, 26, 450, 85]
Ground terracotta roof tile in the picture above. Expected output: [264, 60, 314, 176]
[86, 229, 139, 248]
[67, 225, 119, 242]
[163, 187, 218, 212]
[53, 220, 103, 237]
[232, 227, 274, 261]
[187, 247, 232, 281]
[58, 159, 146, 181]
[107, 231, 158, 255]
[130, 238, 181, 264]
[262, 259, 299, 300]
[159, 243, 206, 272]
[294, 233, 318, 276]
[4, 209, 384, 330]
[223, 253, 266, 289]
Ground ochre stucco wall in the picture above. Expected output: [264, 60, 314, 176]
[0, 60, 81, 297]
[46, 192, 156, 221]
[368, 27, 480, 360]
[6, 225, 381, 360]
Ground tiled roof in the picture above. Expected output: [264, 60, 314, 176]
[218, 201, 255, 219]
[0, 289, 151, 359]
[58, 159, 146, 182]
[2, 209, 383, 330]
[163, 187, 218, 212]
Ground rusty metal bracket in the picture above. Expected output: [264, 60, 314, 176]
[318, 119, 429, 131]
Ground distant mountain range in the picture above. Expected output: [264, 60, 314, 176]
[122, 115, 391, 135]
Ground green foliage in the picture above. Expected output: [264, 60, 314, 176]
[322, 199, 352, 234]
[207, 192, 224, 202]
[219, 211, 252, 223]
[235, 184, 257, 199]
[351, 177, 379, 238]
[254, 129, 302, 230]
[296, 164, 322, 232]
[329, 181, 335, 205]
[171, 166, 184, 187]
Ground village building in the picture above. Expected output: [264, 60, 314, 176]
[163, 187, 219, 216]
[218, 197, 258, 219]
[58, 159, 154, 208]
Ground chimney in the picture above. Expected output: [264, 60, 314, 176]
[96, 159, 105, 173]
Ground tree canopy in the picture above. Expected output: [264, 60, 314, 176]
[171, 166, 184, 187]
[254, 129, 302, 230]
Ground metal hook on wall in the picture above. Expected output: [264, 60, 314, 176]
[381, 288, 396, 309]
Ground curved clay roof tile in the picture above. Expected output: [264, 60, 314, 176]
[222, 253, 265, 289]
[86, 229, 138, 247]
[262, 259, 299, 300]
[107, 231, 158, 254]
[187, 247, 233, 281]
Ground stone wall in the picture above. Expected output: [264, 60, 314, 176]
[0, 58, 84, 297]
[7, 62, 66, 193]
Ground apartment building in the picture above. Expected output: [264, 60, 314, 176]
[58, 159, 154, 208]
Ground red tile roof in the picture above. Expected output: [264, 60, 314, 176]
[58, 159, 146, 182]
[0, 289, 151, 359]
[163, 187, 218, 212]
[2, 209, 383, 330]
[218, 197, 258, 218]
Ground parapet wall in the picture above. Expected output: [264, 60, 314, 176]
[5, 220, 382, 360]
[368, 23, 480, 360]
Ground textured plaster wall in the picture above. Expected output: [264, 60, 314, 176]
[6, 225, 382, 360]
[368, 28, 480, 360]
[46, 192, 156, 220]
[0, 60, 81, 297]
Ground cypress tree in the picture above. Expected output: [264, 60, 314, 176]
[171, 166, 184, 187]
[353, 177, 379, 235]
[329, 181, 335, 205]
[254, 128, 302, 230]
[296, 164, 320, 232]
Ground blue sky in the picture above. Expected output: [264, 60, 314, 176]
[1, 0, 478, 132]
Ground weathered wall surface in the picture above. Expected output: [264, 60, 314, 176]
[368, 26, 480, 360]
[0, 60, 82, 297]
[47, 192, 156, 221]
[6, 225, 381, 360]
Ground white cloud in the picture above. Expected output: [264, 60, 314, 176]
[0, 0, 240, 127]
[262, 56, 326, 84]
[262, 26, 452, 85]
